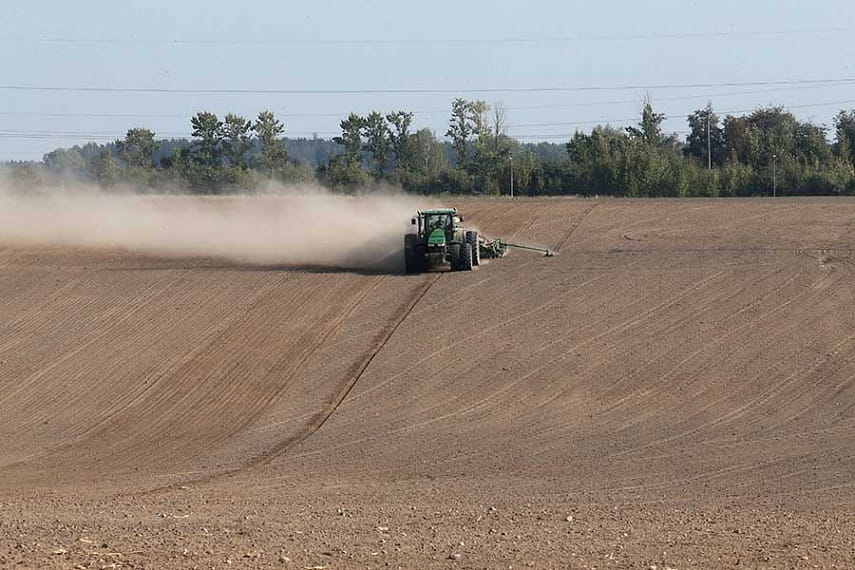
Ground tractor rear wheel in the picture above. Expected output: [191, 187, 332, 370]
[449, 243, 462, 271]
[466, 230, 480, 266]
[404, 233, 419, 274]
[460, 242, 474, 271]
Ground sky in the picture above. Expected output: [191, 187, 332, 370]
[1, 0, 854, 161]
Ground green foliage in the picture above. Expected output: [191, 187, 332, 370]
[508, 151, 537, 195]
[834, 110, 855, 167]
[24, 101, 855, 198]
[626, 99, 670, 149]
[282, 137, 341, 167]
[566, 126, 631, 195]
[274, 161, 317, 185]
[470, 104, 512, 194]
[318, 155, 373, 192]
[410, 129, 448, 174]
[223, 114, 253, 169]
[685, 104, 725, 167]
[190, 111, 224, 167]
[43, 148, 85, 173]
[446, 98, 488, 171]
[253, 110, 289, 175]
[718, 161, 754, 197]
[6, 163, 45, 191]
[435, 168, 474, 195]
[362, 111, 390, 175]
[116, 128, 158, 169]
[386, 111, 414, 170]
[89, 149, 121, 187]
[446, 98, 472, 170]
[333, 113, 365, 165]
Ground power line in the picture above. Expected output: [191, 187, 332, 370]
[0, 83, 849, 121]
[506, 99, 855, 130]
[3, 27, 853, 45]
[503, 83, 855, 112]
[0, 130, 339, 141]
[2, 77, 855, 95]
[513, 129, 693, 140]
[1, 97, 851, 144]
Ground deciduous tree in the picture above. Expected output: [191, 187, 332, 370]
[685, 104, 725, 167]
[190, 112, 224, 166]
[626, 98, 667, 148]
[223, 113, 253, 169]
[386, 110, 413, 170]
[43, 148, 85, 172]
[116, 128, 158, 169]
[362, 111, 389, 175]
[834, 110, 855, 167]
[89, 149, 121, 186]
[333, 113, 365, 165]
[253, 110, 289, 175]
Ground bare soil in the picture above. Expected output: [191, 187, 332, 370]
[2, 197, 855, 569]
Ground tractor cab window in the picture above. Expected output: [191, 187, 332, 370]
[427, 214, 451, 232]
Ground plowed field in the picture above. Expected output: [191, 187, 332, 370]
[2, 198, 855, 569]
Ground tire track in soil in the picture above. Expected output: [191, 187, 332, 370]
[517, 268, 785, 425]
[591, 266, 793, 411]
[149, 272, 442, 492]
[348, 259, 642, 405]
[553, 201, 601, 253]
[0, 279, 173, 413]
[590, 266, 805, 420]
[456, 269, 731, 417]
[295, 265, 729, 461]
[444, 264, 807, 466]
[1, 274, 299, 468]
[112, 275, 377, 474]
[604, 269, 851, 461]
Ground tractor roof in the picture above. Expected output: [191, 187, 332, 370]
[418, 208, 457, 215]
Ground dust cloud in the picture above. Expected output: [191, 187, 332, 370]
[0, 185, 433, 272]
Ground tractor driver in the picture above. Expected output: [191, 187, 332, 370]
[429, 214, 450, 232]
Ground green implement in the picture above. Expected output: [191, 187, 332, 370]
[478, 238, 555, 258]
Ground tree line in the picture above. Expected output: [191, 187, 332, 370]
[4, 99, 855, 197]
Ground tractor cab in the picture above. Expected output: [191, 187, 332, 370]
[412, 208, 463, 246]
[427, 212, 452, 232]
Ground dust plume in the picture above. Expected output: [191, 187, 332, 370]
[0, 184, 432, 272]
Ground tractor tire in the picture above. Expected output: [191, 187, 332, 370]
[449, 243, 462, 271]
[460, 242, 474, 271]
[466, 230, 480, 266]
[415, 245, 427, 272]
[404, 233, 419, 274]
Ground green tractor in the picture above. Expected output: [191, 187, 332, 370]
[404, 208, 480, 273]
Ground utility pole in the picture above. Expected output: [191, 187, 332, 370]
[706, 114, 712, 170]
[509, 155, 514, 199]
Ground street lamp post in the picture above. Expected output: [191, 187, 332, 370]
[772, 153, 777, 197]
